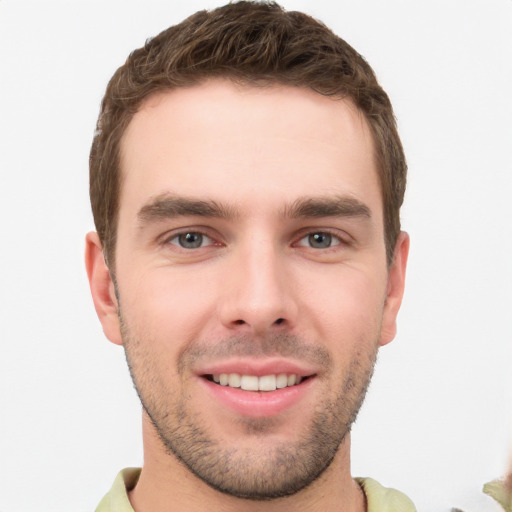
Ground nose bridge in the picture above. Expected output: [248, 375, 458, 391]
[219, 231, 296, 332]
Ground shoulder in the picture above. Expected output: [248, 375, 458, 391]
[95, 470, 415, 512]
[356, 477, 417, 512]
[95, 468, 141, 512]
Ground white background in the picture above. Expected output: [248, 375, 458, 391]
[1, 1, 511, 511]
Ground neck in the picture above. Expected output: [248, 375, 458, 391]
[128, 414, 366, 512]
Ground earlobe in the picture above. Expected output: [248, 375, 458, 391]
[379, 231, 410, 346]
[85, 232, 123, 345]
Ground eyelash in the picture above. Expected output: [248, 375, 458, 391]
[164, 230, 219, 250]
[162, 228, 349, 251]
[294, 230, 346, 250]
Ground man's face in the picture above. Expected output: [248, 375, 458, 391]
[90, 80, 407, 499]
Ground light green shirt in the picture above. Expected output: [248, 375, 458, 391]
[95, 468, 417, 512]
[483, 479, 512, 512]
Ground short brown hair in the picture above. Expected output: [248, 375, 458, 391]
[90, 1, 406, 268]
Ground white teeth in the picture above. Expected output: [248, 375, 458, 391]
[213, 373, 304, 391]
[240, 375, 259, 391]
[228, 373, 241, 387]
[276, 373, 288, 389]
[258, 375, 276, 391]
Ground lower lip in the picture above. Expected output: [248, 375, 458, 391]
[200, 377, 315, 418]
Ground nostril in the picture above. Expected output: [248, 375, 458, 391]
[230, 318, 285, 327]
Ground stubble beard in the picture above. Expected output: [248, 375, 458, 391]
[121, 317, 378, 501]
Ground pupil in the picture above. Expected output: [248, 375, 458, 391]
[179, 232, 202, 248]
[309, 233, 331, 248]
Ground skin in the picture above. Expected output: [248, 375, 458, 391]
[86, 80, 409, 512]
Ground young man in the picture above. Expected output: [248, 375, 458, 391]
[86, 2, 413, 511]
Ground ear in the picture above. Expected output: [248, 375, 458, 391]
[85, 232, 123, 345]
[379, 231, 410, 347]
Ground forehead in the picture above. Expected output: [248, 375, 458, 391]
[119, 80, 381, 218]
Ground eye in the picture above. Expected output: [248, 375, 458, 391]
[297, 232, 341, 249]
[168, 231, 213, 249]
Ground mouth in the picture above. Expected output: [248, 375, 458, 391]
[198, 367, 316, 418]
[204, 373, 311, 391]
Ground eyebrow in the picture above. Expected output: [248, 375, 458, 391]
[283, 195, 372, 220]
[137, 195, 239, 225]
[137, 193, 372, 226]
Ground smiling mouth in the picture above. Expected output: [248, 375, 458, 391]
[204, 373, 312, 392]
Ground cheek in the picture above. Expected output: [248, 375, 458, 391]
[301, 268, 386, 324]
[301, 267, 387, 349]
[118, 266, 219, 348]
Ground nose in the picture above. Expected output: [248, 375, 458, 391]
[217, 239, 298, 335]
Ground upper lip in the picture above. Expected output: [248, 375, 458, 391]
[195, 358, 318, 378]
